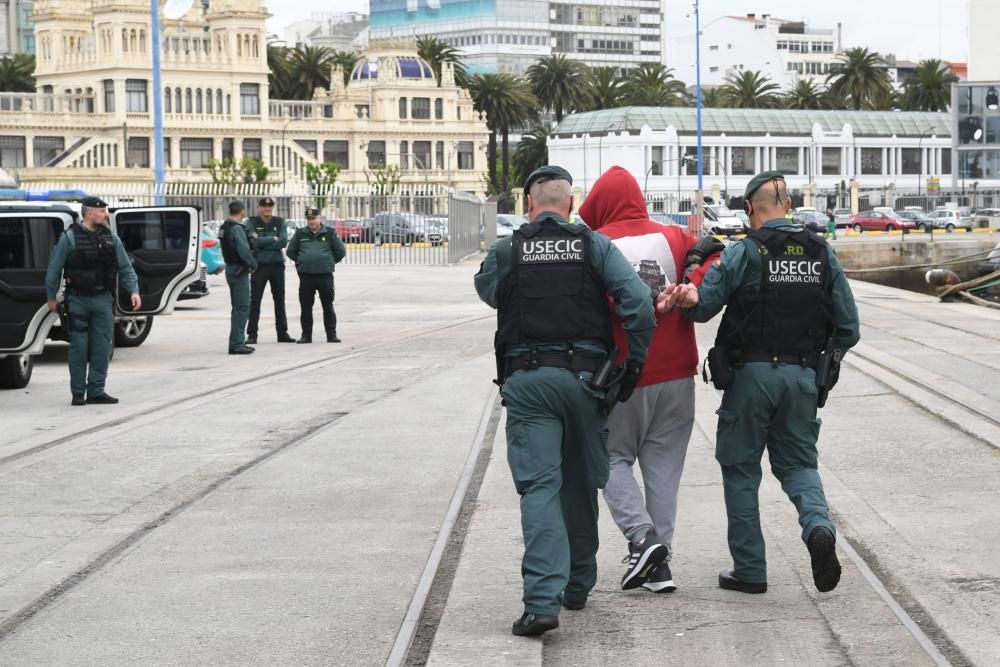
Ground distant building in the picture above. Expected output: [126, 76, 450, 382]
[1, 0, 34, 56]
[369, 0, 664, 75]
[969, 0, 1000, 81]
[668, 13, 842, 88]
[283, 12, 368, 52]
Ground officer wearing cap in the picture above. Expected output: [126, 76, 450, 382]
[475, 165, 655, 637]
[658, 170, 860, 595]
[245, 196, 294, 344]
[286, 207, 346, 343]
[45, 196, 142, 405]
[219, 200, 257, 354]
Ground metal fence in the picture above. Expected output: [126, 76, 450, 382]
[13, 183, 494, 265]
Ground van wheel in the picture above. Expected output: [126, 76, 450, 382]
[0, 354, 33, 389]
[114, 316, 153, 347]
[853, 224, 863, 233]
[946, 223, 955, 232]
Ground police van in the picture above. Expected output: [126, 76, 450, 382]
[0, 202, 201, 388]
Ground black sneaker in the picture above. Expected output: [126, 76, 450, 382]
[718, 569, 767, 594]
[277, 333, 295, 343]
[621, 535, 669, 590]
[326, 334, 341, 343]
[807, 526, 842, 593]
[297, 335, 312, 344]
[86, 393, 119, 404]
[245, 335, 257, 345]
[561, 591, 587, 610]
[229, 345, 255, 355]
[71, 394, 86, 406]
[642, 561, 677, 593]
[511, 612, 559, 636]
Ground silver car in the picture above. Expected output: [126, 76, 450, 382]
[928, 209, 974, 232]
[832, 208, 854, 228]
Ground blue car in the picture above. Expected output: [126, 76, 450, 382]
[180, 228, 224, 300]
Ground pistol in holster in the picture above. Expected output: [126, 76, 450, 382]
[815, 338, 843, 408]
[702, 345, 736, 390]
[57, 297, 71, 333]
[589, 347, 627, 416]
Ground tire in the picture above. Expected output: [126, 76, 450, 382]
[114, 316, 153, 347]
[886, 224, 896, 232]
[0, 353, 33, 389]
[853, 223, 863, 233]
[919, 223, 929, 232]
[946, 223, 955, 232]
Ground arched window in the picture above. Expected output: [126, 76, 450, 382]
[139, 30, 146, 53]
[130, 30, 137, 53]
[236, 33, 242, 57]
[226, 94, 231, 115]
[243, 35, 250, 58]
[195, 88, 202, 114]
[164, 87, 171, 113]
[205, 90, 212, 114]
[252, 35, 258, 58]
[216, 89, 223, 114]
[175, 88, 182, 114]
[185, 88, 192, 114]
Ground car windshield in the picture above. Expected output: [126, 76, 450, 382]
[707, 205, 735, 217]
[497, 215, 524, 228]
[833, 209, 851, 215]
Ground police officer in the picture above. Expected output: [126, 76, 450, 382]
[45, 196, 142, 405]
[286, 207, 346, 343]
[246, 196, 294, 344]
[659, 171, 861, 595]
[219, 200, 258, 355]
[474, 166, 655, 636]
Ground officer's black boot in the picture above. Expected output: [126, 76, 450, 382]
[71, 394, 86, 406]
[87, 393, 119, 404]
[511, 612, 559, 636]
[245, 335, 257, 345]
[807, 526, 841, 593]
[277, 333, 295, 343]
[718, 569, 767, 594]
[326, 332, 341, 343]
[297, 332, 312, 344]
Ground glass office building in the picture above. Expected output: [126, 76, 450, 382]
[369, 0, 664, 75]
[953, 82, 1000, 186]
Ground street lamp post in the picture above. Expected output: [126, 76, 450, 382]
[644, 155, 726, 208]
[917, 125, 936, 198]
[150, 0, 165, 204]
[281, 117, 298, 195]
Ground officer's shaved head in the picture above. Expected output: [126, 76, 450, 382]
[527, 178, 573, 221]
[747, 178, 790, 230]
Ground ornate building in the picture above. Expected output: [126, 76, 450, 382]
[0, 1, 488, 195]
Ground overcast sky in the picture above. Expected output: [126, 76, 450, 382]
[267, 0, 969, 64]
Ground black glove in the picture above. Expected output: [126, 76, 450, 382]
[615, 359, 644, 405]
[684, 236, 726, 276]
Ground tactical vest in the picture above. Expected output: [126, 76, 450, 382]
[495, 217, 613, 354]
[63, 223, 117, 295]
[219, 220, 246, 266]
[715, 227, 834, 367]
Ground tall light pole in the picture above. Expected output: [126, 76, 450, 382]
[693, 0, 705, 236]
[917, 125, 935, 197]
[150, 0, 165, 204]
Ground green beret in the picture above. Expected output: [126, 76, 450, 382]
[744, 170, 786, 199]
[81, 196, 108, 208]
[305, 207, 320, 218]
[524, 165, 573, 193]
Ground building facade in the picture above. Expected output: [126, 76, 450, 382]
[0, 1, 488, 195]
[547, 107, 991, 202]
[668, 14, 842, 88]
[369, 0, 664, 75]
[1, 0, 33, 56]
[283, 12, 368, 52]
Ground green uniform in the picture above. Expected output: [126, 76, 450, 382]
[286, 224, 347, 274]
[246, 215, 289, 339]
[223, 221, 258, 351]
[475, 212, 656, 617]
[45, 225, 139, 399]
[685, 218, 860, 584]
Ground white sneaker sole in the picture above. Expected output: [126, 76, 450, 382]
[621, 544, 669, 590]
[642, 579, 677, 593]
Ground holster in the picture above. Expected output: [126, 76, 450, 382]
[703, 346, 736, 390]
[815, 339, 843, 408]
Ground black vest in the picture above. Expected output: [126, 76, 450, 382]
[63, 223, 117, 295]
[219, 219, 247, 266]
[495, 217, 613, 353]
[715, 227, 834, 366]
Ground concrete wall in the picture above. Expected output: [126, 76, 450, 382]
[836, 237, 996, 293]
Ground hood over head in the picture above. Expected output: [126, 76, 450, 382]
[578, 166, 650, 231]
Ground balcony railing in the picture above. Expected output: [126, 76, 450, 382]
[0, 92, 100, 114]
[269, 100, 331, 120]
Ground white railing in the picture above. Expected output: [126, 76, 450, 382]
[0, 93, 98, 114]
[269, 100, 330, 120]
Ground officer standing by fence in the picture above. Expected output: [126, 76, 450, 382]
[286, 207, 346, 343]
[219, 200, 258, 355]
[474, 166, 655, 637]
[45, 196, 142, 405]
[660, 171, 860, 595]
[246, 196, 295, 344]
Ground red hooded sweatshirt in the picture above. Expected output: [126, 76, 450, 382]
[579, 166, 715, 387]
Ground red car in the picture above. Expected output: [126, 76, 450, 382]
[850, 210, 916, 233]
[333, 219, 365, 243]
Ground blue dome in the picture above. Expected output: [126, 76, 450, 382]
[350, 55, 435, 81]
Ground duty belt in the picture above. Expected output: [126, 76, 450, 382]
[739, 352, 819, 369]
[504, 350, 604, 378]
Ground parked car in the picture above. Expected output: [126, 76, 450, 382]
[832, 208, 854, 228]
[793, 210, 829, 234]
[333, 219, 365, 243]
[973, 208, 1000, 229]
[976, 241, 1000, 276]
[704, 205, 745, 236]
[850, 210, 916, 233]
[426, 217, 449, 246]
[896, 210, 937, 232]
[371, 212, 420, 244]
[496, 214, 527, 238]
[928, 208, 974, 232]
[179, 227, 224, 300]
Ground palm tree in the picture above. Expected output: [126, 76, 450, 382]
[864, 85, 902, 111]
[698, 86, 725, 108]
[719, 70, 781, 108]
[512, 125, 549, 186]
[900, 59, 958, 111]
[287, 45, 334, 100]
[620, 64, 687, 107]
[0, 53, 35, 92]
[267, 41, 295, 99]
[416, 35, 468, 88]
[783, 78, 826, 110]
[467, 73, 538, 199]
[826, 47, 892, 111]
[586, 66, 623, 111]
[331, 50, 362, 88]
[526, 54, 591, 122]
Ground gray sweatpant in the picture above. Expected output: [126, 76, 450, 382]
[602, 376, 695, 552]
